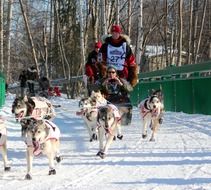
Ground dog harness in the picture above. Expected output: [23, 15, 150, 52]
[108, 104, 121, 119]
[139, 98, 160, 118]
[97, 104, 121, 135]
[25, 120, 60, 156]
[30, 97, 54, 119]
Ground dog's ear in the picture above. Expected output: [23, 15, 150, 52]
[149, 89, 155, 96]
[107, 106, 112, 112]
[16, 93, 21, 98]
[91, 91, 95, 97]
[23, 95, 28, 102]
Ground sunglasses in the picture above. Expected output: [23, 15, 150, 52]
[108, 71, 116, 74]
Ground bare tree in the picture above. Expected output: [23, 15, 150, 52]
[127, 0, 132, 37]
[194, 0, 208, 63]
[5, 0, 13, 82]
[136, 0, 143, 68]
[0, 0, 3, 72]
[177, 0, 183, 66]
[187, 0, 193, 65]
[164, 0, 169, 66]
[101, 0, 107, 34]
[116, 0, 120, 24]
[191, 0, 199, 64]
[19, 0, 39, 76]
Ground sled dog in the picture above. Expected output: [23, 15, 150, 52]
[24, 119, 61, 180]
[91, 90, 123, 139]
[96, 104, 121, 159]
[76, 97, 98, 142]
[0, 117, 11, 171]
[12, 96, 56, 137]
[138, 89, 164, 141]
[90, 90, 107, 107]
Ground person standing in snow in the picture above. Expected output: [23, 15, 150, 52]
[18, 70, 27, 97]
[27, 66, 38, 96]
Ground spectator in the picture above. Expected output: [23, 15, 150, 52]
[85, 41, 102, 95]
[54, 86, 61, 97]
[27, 66, 38, 96]
[18, 70, 27, 97]
[99, 24, 138, 87]
[48, 87, 55, 97]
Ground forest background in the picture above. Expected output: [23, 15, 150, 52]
[0, 0, 210, 97]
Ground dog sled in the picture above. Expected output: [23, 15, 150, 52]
[107, 95, 133, 126]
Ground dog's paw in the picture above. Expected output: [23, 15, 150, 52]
[4, 166, 11, 171]
[25, 173, 32, 180]
[117, 135, 123, 140]
[149, 137, 155, 142]
[142, 134, 147, 139]
[159, 118, 163, 124]
[92, 133, 97, 141]
[49, 169, 56, 175]
[96, 151, 106, 159]
[55, 156, 62, 163]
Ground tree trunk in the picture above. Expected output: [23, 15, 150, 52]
[116, 0, 120, 24]
[177, 0, 183, 66]
[19, 0, 39, 76]
[101, 0, 107, 35]
[127, 0, 131, 37]
[79, 0, 85, 75]
[192, 0, 199, 64]
[0, 0, 3, 72]
[164, 0, 169, 67]
[194, 0, 208, 63]
[187, 0, 193, 65]
[136, 0, 143, 70]
[6, 0, 13, 82]
[49, 0, 53, 79]
[43, 26, 49, 78]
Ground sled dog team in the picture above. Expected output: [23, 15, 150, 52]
[77, 89, 164, 158]
[1, 89, 164, 179]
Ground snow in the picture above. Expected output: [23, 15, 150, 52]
[1, 93, 211, 190]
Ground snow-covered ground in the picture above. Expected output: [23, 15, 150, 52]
[1, 94, 211, 190]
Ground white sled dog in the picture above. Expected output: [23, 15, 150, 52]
[96, 104, 121, 159]
[0, 117, 11, 171]
[24, 119, 61, 180]
[76, 97, 98, 142]
[12, 96, 56, 137]
[12, 95, 56, 121]
[138, 89, 164, 141]
[91, 90, 123, 140]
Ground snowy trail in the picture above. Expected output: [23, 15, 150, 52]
[1, 94, 211, 190]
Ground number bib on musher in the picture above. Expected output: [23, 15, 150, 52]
[107, 43, 126, 71]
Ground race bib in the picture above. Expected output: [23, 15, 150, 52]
[107, 43, 126, 71]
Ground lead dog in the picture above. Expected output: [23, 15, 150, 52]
[91, 90, 123, 140]
[24, 119, 61, 180]
[96, 104, 121, 159]
[0, 117, 11, 171]
[138, 89, 164, 141]
[12, 96, 56, 137]
[76, 97, 98, 142]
